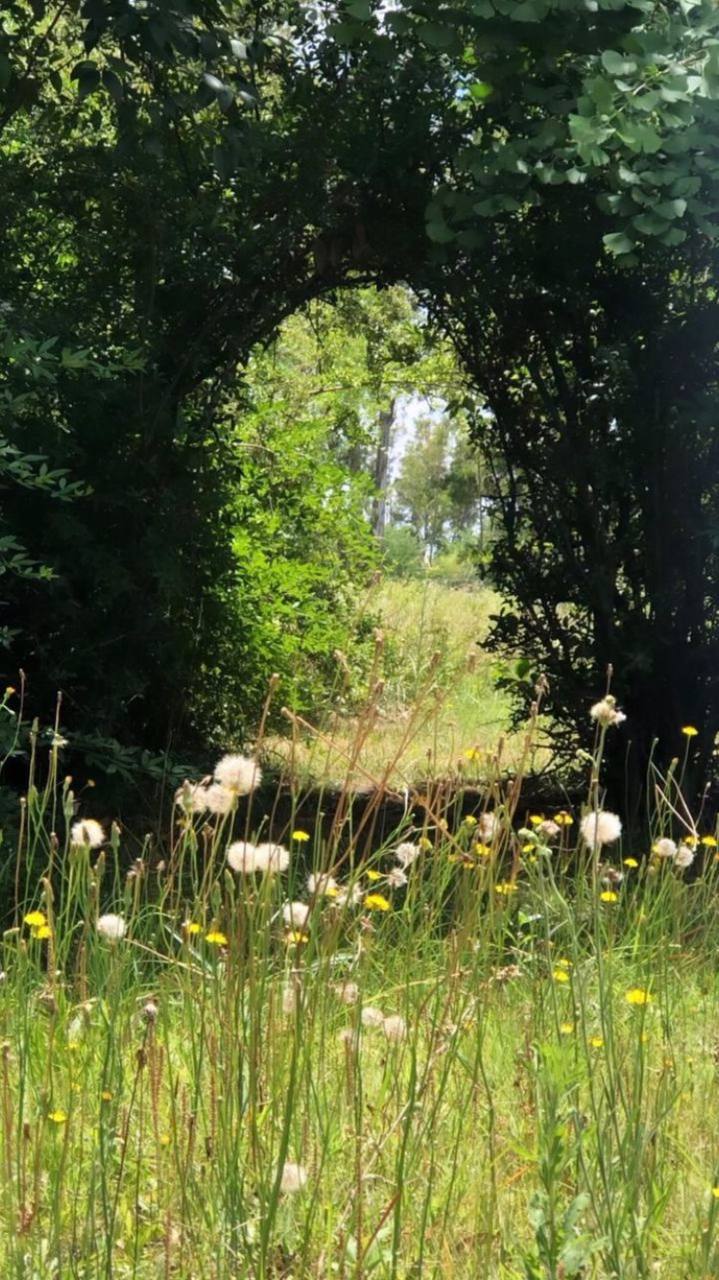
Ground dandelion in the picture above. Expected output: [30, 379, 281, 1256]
[712, 1187, 719, 1200]
[282, 902, 311, 931]
[205, 930, 228, 947]
[285, 930, 309, 945]
[364, 893, 390, 912]
[652, 838, 677, 860]
[203, 783, 236, 815]
[495, 882, 517, 895]
[529, 814, 544, 826]
[387, 866, 408, 889]
[174, 781, 211, 815]
[279, 1162, 308, 1194]
[626, 988, 653, 1006]
[143, 1000, 159, 1023]
[24, 911, 46, 929]
[292, 830, 310, 842]
[538, 819, 560, 840]
[307, 872, 338, 897]
[418, 836, 433, 852]
[183, 921, 202, 936]
[463, 815, 478, 828]
[213, 753, 261, 794]
[701, 835, 718, 848]
[71, 819, 105, 848]
[590, 696, 626, 728]
[675, 844, 695, 870]
[395, 842, 420, 868]
[32, 924, 51, 940]
[96, 914, 126, 941]
[554, 810, 574, 826]
[475, 842, 492, 858]
[580, 810, 622, 848]
[478, 812, 497, 842]
[336, 981, 359, 1005]
[623, 857, 639, 868]
[48, 1110, 68, 1125]
[553, 969, 570, 983]
[559, 1023, 574, 1035]
[599, 890, 618, 903]
[360, 1006, 385, 1028]
[383, 1014, 407, 1043]
[365, 869, 382, 882]
[589, 1036, 604, 1049]
[335, 883, 363, 908]
[681, 725, 699, 738]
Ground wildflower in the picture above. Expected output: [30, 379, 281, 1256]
[24, 911, 46, 929]
[285, 931, 309, 945]
[213, 753, 261, 794]
[48, 1110, 67, 1124]
[529, 814, 544, 826]
[387, 867, 407, 889]
[101, 1090, 113, 1102]
[554, 811, 574, 826]
[681, 725, 699, 738]
[625, 988, 653, 1006]
[713, 1187, 719, 1200]
[589, 1036, 604, 1049]
[292, 830, 310, 842]
[71, 819, 105, 848]
[701, 835, 718, 848]
[464, 747, 480, 761]
[478, 812, 497, 842]
[418, 836, 433, 852]
[590, 696, 626, 728]
[364, 893, 390, 912]
[599, 890, 618, 903]
[96, 914, 126, 941]
[675, 844, 695, 870]
[143, 1000, 159, 1023]
[395, 842, 420, 868]
[553, 969, 570, 983]
[463, 815, 478, 828]
[279, 1162, 308, 1194]
[183, 921, 202, 936]
[203, 784, 236, 815]
[360, 1006, 385, 1029]
[538, 819, 560, 840]
[365, 869, 382, 882]
[560, 1023, 574, 1035]
[282, 902, 311, 931]
[580, 810, 622, 848]
[205, 930, 228, 946]
[383, 1014, 407, 1043]
[623, 857, 639, 868]
[307, 872, 338, 897]
[495, 881, 517, 895]
[32, 924, 51, 940]
[652, 838, 677, 860]
[335, 883, 363, 908]
[555, 957, 572, 970]
[335, 981, 359, 1005]
[174, 781, 210, 815]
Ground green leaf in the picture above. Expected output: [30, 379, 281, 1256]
[346, 0, 373, 18]
[417, 23, 455, 49]
[601, 49, 637, 76]
[603, 230, 635, 255]
[469, 81, 493, 101]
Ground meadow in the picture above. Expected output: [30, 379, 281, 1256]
[2, 685, 719, 1279]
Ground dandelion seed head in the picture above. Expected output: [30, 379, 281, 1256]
[387, 867, 407, 889]
[675, 843, 695, 870]
[652, 837, 677, 860]
[213, 753, 262, 795]
[96, 913, 126, 941]
[580, 810, 622, 848]
[280, 1161, 307, 1194]
[307, 872, 338, 897]
[335, 981, 359, 1005]
[282, 901, 311, 931]
[395, 842, 420, 868]
[255, 842, 291, 874]
[590, 696, 626, 728]
[203, 783, 236, 816]
[71, 819, 105, 848]
[383, 1014, 407, 1042]
[360, 1005, 385, 1028]
[478, 812, 497, 842]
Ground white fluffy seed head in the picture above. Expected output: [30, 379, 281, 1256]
[254, 842, 290, 874]
[96, 913, 126, 941]
[387, 866, 408, 889]
[71, 819, 105, 848]
[590, 696, 627, 729]
[653, 837, 677, 860]
[383, 1014, 407, 1043]
[227, 841, 261, 874]
[336, 981, 359, 1005]
[282, 901, 311, 931]
[395, 842, 420, 868]
[203, 783, 236, 815]
[675, 843, 695, 870]
[307, 872, 338, 897]
[580, 810, 622, 848]
[478, 812, 497, 842]
[279, 1161, 307, 1194]
[360, 1005, 385, 1029]
[335, 883, 363, 908]
[213, 754, 262, 795]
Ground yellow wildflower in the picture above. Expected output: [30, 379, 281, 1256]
[701, 835, 718, 848]
[590, 1036, 604, 1049]
[364, 893, 390, 912]
[599, 890, 618, 903]
[554, 811, 574, 826]
[474, 843, 492, 857]
[463, 815, 478, 827]
[495, 882, 517, 895]
[101, 1090, 113, 1102]
[623, 857, 639, 868]
[183, 921, 202, 936]
[625, 988, 653, 1006]
[464, 748, 480, 761]
[529, 814, 544, 826]
[681, 725, 699, 737]
[712, 1187, 719, 1200]
[552, 969, 570, 984]
[559, 1022, 574, 1035]
[205, 930, 228, 946]
[555, 957, 572, 969]
[24, 911, 46, 929]
[32, 924, 51, 940]
[48, 1110, 67, 1124]
[291, 830, 310, 842]
[418, 837, 433, 852]
[285, 931, 309, 944]
[365, 869, 382, 882]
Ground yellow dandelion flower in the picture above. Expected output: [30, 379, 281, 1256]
[495, 881, 517, 895]
[159, 1134, 171, 1147]
[24, 911, 46, 929]
[474, 843, 492, 857]
[463, 815, 478, 827]
[31, 924, 51, 940]
[552, 969, 570, 983]
[589, 1036, 604, 1049]
[101, 1090, 113, 1102]
[365, 869, 382, 882]
[529, 814, 544, 826]
[681, 725, 699, 737]
[364, 893, 391, 912]
[554, 811, 574, 826]
[522, 842, 535, 853]
[712, 1187, 719, 1199]
[48, 1110, 67, 1124]
[183, 921, 202, 936]
[701, 835, 718, 848]
[685, 835, 699, 847]
[285, 930, 309, 944]
[291, 830, 310, 842]
[625, 988, 653, 1006]
[464, 748, 480, 761]
[555, 957, 572, 969]
[560, 1022, 574, 1035]
[599, 890, 618, 903]
[205, 930, 228, 946]
[623, 857, 639, 868]
[418, 836, 433, 852]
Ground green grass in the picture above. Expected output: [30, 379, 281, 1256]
[3, 696, 719, 1277]
[269, 577, 545, 787]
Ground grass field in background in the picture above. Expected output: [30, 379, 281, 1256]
[269, 578, 546, 788]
